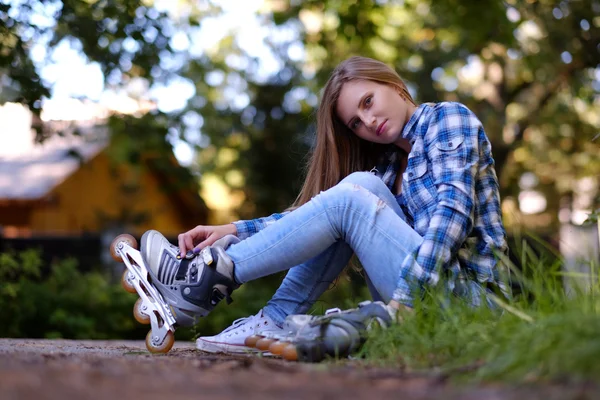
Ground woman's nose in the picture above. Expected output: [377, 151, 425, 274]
[358, 111, 376, 129]
[366, 114, 377, 128]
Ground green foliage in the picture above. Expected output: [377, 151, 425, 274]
[584, 208, 600, 225]
[0, 0, 174, 125]
[190, 0, 600, 227]
[361, 240, 600, 382]
[0, 248, 370, 341]
[4, 0, 598, 226]
[0, 249, 146, 339]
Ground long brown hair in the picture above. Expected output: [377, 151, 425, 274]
[291, 56, 416, 208]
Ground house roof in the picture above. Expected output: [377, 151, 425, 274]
[0, 141, 107, 201]
[0, 103, 207, 224]
[0, 102, 108, 200]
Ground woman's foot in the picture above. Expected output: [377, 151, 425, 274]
[196, 309, 284, 354]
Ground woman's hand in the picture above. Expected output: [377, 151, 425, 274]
[387, 300, 413, 322]
[177, 224, 237, 256]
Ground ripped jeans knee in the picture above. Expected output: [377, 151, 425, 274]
[315, 182, 391, 224]
[330, 171, 405, 220]
[340, 171, 385, 192]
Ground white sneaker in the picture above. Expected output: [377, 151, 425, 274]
[258, 314, 318, 341]
[196, 309, 284, 354]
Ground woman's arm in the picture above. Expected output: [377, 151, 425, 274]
[232, 211, 290, 240]
[177, 211, 290, 255]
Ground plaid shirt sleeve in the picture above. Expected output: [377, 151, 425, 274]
[232, 211, 289, 240]
[393, 103, 481, 305]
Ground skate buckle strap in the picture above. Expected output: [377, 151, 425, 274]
[176, 258, 191, 280]
[201, 247, 214, 265]
[210, 288, 233, 305]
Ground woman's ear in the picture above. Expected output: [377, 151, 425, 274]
[394, 87, 408, 101]
[395, 87, 416, 106]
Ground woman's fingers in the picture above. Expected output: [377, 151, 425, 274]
[178, 224, 237, 255]
[178, 226, 205, 255]
[196, 234, 218, 252]
[177, 233, 188, 256]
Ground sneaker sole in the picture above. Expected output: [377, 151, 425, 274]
[196, 338, 266, 354]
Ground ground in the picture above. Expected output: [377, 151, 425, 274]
[0, 339, 596, 400]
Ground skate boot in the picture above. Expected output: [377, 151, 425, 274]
[262, 301, 396, 362]
[110, 230, 240, 354]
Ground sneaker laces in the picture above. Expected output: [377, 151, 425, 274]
[221, 310, 267, 336]
[221, 316, 254, 334]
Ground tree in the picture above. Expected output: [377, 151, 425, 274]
[193, 0, 600, 232]
[1, 0, 180, 136]
[2, 0, 599, 233]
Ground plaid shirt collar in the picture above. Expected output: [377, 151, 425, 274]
[401, 103, 428, 144]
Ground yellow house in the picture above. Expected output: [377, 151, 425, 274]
[0, 105, 207, 239]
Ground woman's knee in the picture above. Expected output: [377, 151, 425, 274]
[318, 172, 387, 208]
[340, 171, 388, 196]
[321, 180, 387, 215]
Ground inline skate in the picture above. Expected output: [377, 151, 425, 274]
[245, 301, 396, 362]
[110, 230, 239, 353]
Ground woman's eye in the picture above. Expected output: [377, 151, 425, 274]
[351, 119, 360, 130]
[364, 96, 372, 106]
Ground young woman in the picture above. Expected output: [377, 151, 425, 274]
[140, 56, 509, 355]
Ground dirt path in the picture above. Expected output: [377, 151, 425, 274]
[0, 339, 595, 400]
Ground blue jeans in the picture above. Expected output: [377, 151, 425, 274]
[226, 172, 424, 326]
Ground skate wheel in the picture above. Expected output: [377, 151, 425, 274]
[282, 344, 298, 361]
[269, 341, 290, 355]
[256, 338, 276, 351]
[145, 330, 175, 354]
[133, 298, 151, 324]
[110, 234, 138, 262]
[121, 270, 136, 294]
[244, 335, 263, 348]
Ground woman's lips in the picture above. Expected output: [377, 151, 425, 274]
[376, 120, 387, 136]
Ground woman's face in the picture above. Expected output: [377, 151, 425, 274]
[335, 79, 416, 146]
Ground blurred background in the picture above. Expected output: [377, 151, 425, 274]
[0, 0, 598, 341]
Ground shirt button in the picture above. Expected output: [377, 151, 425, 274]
[409, 172, 414, 177]
[448, 141, 453, 147]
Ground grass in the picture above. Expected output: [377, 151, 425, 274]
[360, 236, 600, 383]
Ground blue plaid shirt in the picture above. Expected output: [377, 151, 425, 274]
[233, 102, 508, 306]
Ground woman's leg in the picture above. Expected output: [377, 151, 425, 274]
[262, 241, 352, 325]
[228, 171, 423, 305]
[261, 172, 404, 324]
